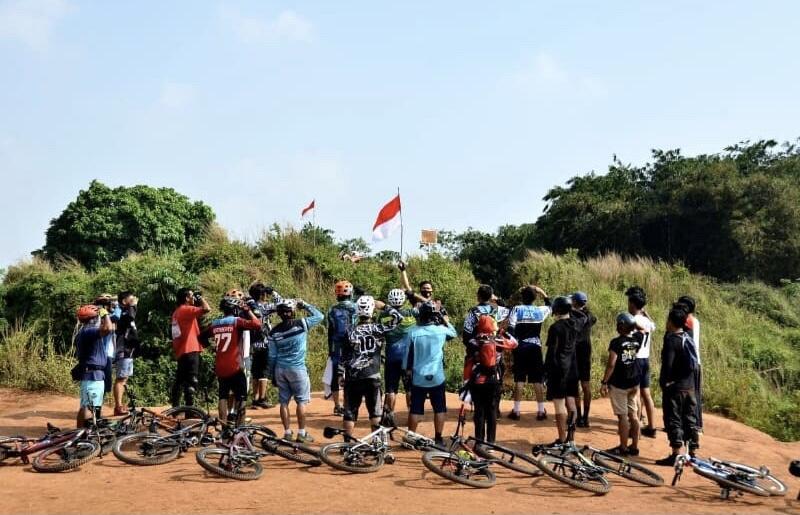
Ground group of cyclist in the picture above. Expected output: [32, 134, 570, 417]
[72, 261, 704, 466]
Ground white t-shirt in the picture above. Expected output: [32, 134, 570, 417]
[634, 313, 656, 359]
[691, 316, 701, 365]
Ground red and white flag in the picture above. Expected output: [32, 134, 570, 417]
[301, 199, 315, 218]
[372, 194, 402, 241]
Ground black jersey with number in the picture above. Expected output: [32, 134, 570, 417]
[341, 308, 401, 381]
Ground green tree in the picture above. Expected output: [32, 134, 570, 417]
[39, 181, 214, 269]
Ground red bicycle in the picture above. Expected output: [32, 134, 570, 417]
[0, 423, 101, 472]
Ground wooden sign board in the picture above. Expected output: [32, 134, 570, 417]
[420, 229, 438, 245]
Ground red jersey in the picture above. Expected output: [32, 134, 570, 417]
[171, 305, 205, 358]
[211, 315, 262, 378]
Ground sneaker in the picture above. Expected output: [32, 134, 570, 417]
[256, 399, 273, 409]
[655, 454, 678, 466]
[605, 446, 628, 456]
[113, 406, 129, 416]
[296, 432, 315, 443]
[576, 417, 587, 428]
[507, 411, 521, 421]
[249, 401, 260, 409]
[333, 405, 345, 417]
[581, 416, 590, 428]
[627, 447, 640, 456]
[283, 431, 293, 441]
[641, 426, 657, 438]
[536, 410, 547, 421]
[434, 436, 445, 447]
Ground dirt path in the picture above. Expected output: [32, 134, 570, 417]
[0, 388, 798, 515]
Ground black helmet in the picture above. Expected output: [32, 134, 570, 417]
[551, 296, 572, 315]
[616, 312, 636, 329]
[219, 296, 241, 315]
[417, 301, 439, 324]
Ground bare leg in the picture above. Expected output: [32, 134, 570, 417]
[218, 399, 228, 422]
[408, 413, 421, 432]
[113, 378, 127, 409]
[629, 413, 640, 449]
[433, 412, 446, 436]
[555, 413, 567, 442]
[533, 382, 545, 404]
[580, 380, 591, 420]
[280, 403, 291, 431]
[618, 415, 629, 449]
[332, 391, 341, 410]
[296, 403, 307, 430]
[343, 419, 355, 435]
[641, 387, 655, 428]
[385, 392, 396, 412]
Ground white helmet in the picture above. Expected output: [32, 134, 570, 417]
[387, 288, 406, 307]
[356, 295, 376, 318]
[277, 298, 297, 312]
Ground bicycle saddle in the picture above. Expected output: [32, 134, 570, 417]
[790, 460, 800, 477]
[46, 422, 61, 433]
[323, 426, 344, 439]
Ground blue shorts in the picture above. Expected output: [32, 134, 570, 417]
[275, 367, 311, 405]
[384, 360, 409, 394]
[115, 358, 134, 379]
[637, 358, 651, 388]
[410, 383, 447, 415]
[80, 380, 105, 408]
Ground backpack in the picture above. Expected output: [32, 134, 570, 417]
[329, 305, 353, 343]
[682, 333, 700, 374]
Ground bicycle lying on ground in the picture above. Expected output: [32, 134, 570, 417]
[320, 424, 398, 473]
[113, 408, 217, 466]
[672, 453, 787, 499]
[531, 418, 664, 494]
[196, 424, 321, 480]
[0, 423, 101, 473]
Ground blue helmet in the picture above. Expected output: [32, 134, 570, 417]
[572, 291, 588, 305]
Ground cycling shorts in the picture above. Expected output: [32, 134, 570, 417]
[344, 378, 383, 422]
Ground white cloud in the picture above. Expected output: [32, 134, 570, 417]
[508, 51, 608, 100]
[220, 6, 314, 44]
[0, 0, 70, 52]
[158, 81, 195, 109]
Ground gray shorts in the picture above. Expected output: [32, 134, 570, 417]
[115, 358, 134, 379]
[275, 367, 311, 405]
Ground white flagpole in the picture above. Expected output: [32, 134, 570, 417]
[398, 187, 403, 259]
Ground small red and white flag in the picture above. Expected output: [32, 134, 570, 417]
[301, 199, 315, 218]
[372, 194, 402, 241]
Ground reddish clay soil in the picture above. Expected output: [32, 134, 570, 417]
[0, 388, 798, 515]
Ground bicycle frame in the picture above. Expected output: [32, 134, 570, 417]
[673, 454, 773, 499]
[0, 428, 88, 465]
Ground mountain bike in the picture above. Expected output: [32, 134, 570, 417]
[113, 410, 218, 466]
[419, 401, 499, 488]
[0, 424, 101, 473]
[672, 453, 787, 499]
[319, 424, 397, 473]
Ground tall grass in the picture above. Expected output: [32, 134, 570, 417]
[0, 322, 75, 394]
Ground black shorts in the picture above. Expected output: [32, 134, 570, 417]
[343, 378, 382, 422]
[385, 360, 410, 394]
[410, 383, 447, 415]
[576, 342, 592, 382]
[329, 356, 342, 393]
[637, 358, 651, 388]
[251, 351, 269, 380]
[512, 345, 544, 383]
[218, 370, 248, 402]
[546, 372, 579, 400]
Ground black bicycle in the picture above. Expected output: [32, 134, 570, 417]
[113, 410, 217, 466]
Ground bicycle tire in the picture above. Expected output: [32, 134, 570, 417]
[113, 432, 180, 466]
[714, 460, 787, 496]
[162, 406, 207, 420]
[319, 442, 384, 473]
[693, 463, 771, 497]
[593, 453, 664, 486]
[535, 455, 611, 495]
[32, 440, 100, 472]
[474, 443, 542, 477]
[196, 448, 263, 481]
[261, 436, 321, 466]
[422, 450, 496, 488]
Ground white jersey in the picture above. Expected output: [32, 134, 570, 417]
[634, 313, 656, 359]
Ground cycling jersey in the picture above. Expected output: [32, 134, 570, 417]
[341, 307, 402, 381]
[267, 304, 324, 370]
[211, 315, 262, 378]
[250, 295, 282, 353]
[379, 307, 417, 363]
[507, 303, 551, 348]
[171, 305, 206, 358]
[76, 325, 107, 381]
[405, 323, 457, 388]
[327, 300, 356, 357]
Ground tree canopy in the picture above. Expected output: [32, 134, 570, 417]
[39, 181, 214, 269]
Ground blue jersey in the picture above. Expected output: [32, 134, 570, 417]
[404, 323, 457, 388]
[76, 325, 107, 381]
[508, 304, 551, 348]
[267, 304, 324, 370]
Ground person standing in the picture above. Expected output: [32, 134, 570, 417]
[74, 305, 113, 428]
[404, 302, 457, 445]
[572, 292, 597, 428]
[327, 281, 356, 416]
[268, 299, 324, 443]
[381, 288, 417, 415]
[506, 285, 551, 421]
[247, 282, 282, 409]
[655, 307, 700, 466]
[113, 291, 139, 415]
[626, 286, 657, 438]
[170, 288, 211, 407]
[676, 295, 703, 433]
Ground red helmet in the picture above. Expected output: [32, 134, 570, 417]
[334, 281, 353, 297]
[77, 305, 100, 322]
[476, 316, 498, 335]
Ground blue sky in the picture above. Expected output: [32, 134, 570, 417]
[2, 1, 799, 267]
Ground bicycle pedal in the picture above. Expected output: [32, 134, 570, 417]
[385, 454, 396, 465]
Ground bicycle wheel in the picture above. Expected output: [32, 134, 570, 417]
[422, 450, 496, 488]
[593, 453, 664, 486]
[319, 442, 384, 473]
[113, 432, 180, 465]
[196, 448, 263, 481]
[474, 443, 542, 477]
[535, 455, 611, 495]
[32, 440, 100, 472]
[693, 463, 771, 497]
[162, 406, 207, 420]
[715, 460, 787, 496]
[261, 436, 321, 466]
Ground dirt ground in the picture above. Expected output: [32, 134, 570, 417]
[0, 388, 798, 515]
